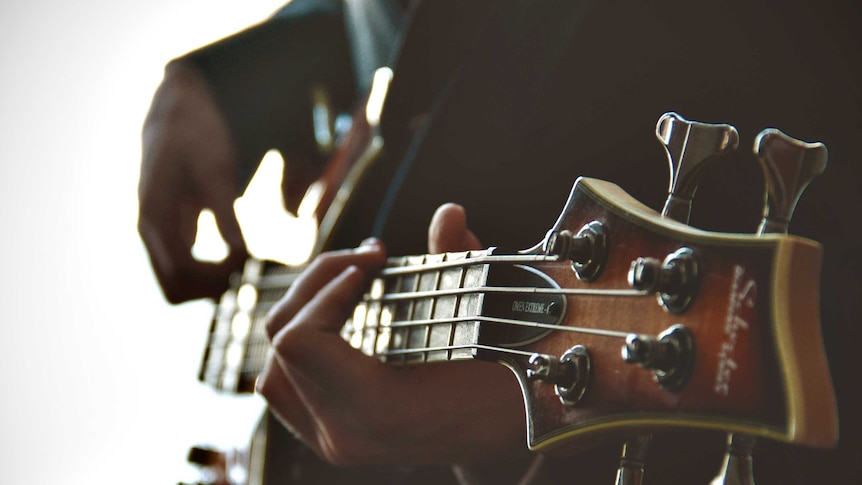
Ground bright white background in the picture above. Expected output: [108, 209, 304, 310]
[0, 1, 305, 483]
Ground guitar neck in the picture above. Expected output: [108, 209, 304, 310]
[344, 248, 564, 364]
[343, 249, 492, 364]
[200, 248, 535, 392]
[200, 260, 301, 393]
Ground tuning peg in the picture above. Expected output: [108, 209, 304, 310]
[716, 132, 828, 485]
[710, 433, 756, 485]
[754, 129, 828, 235]
[544, 221, 608, 281]
[656, 112, 740, 223]
[527, 346, 592, 407]
[615, 434, 653, 485]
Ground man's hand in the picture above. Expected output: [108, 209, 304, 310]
[138, 61, 247, 303]
[257, 204, 531, 468]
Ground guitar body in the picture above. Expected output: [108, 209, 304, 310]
[189, 72, 393, 485]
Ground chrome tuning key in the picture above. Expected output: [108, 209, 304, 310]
[754, 128, 828, 235]
[712, 130, 828, 485]
[656, 112, 740, 223]
[616, 112, 735, 484]
[628, 247, 699, 314]
[526, 346, 591, 407]
[710, 433, 756, 485]
[621, 324, 694, 392]
[615, 434, 653, 485]
[544, 221, 608, 281]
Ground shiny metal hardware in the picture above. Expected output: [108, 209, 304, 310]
[710, 433, 756, 485]
[622, 324, 694, 392]
[656, 112, 740, 224]
[527, 345, 591, 406]
[615, 434, 653, 485]
[628, 247, 699, 313]
[526, 353, 561, 383]
[555, 345, 591, 406]
[544, 221, 608, 281]
[311, 85, 336, 155]
[754, 128, 828, 235]
[717, 130, 828, 485]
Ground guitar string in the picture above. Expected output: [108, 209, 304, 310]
[212, 281, 642, 342]
[248, 252, 558, 289]
[219, 310, 630, 352]
[371, 285, 646, 301]
[212, 310, 626, 373]
[237, 282, 649, 313]
[209, 343, 545, 372]
[376, 315, 628, 338]
[208, 255, 646, 374]
[210, 341, 579, 372]
[381, 343, 535, 358]
[379, 253, 557, 276]
[212, 304, 633, 362]
[213, 281, 648, 322]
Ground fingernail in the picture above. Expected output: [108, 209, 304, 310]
[355, 238, 382, 252]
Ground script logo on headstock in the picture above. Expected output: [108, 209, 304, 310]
[714, 264, 757, 396]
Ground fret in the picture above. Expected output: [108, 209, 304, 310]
[426, 252, 463, 362]
[361, 279, 385, 357]
[205, 251, 493, 395]
[452, 255, 487, 360]
[365, 250, 490, 364]
[201, 259, 301, 394]
[239, 310, 269, 392]
[347, 302, 367, 350]
[375, 300, 393, 357]
[395, 255, 426, 363]
[409, 254, 443, 362]
[202, 285, 234, 388]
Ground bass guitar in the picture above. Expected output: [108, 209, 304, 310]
[187, 113, 837, 485]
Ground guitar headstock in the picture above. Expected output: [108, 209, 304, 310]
[479, 115, 837, 454]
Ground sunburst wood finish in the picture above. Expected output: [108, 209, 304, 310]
[500, 178, 836, 451]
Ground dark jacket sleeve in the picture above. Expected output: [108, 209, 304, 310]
[182, 0, 356, 188]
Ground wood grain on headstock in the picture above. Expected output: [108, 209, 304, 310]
[498, 178, 836, 452]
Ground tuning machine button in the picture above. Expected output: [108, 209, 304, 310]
[628, 247, 699, 313]
[622, 324, 694, 392]
[754, 128, 828, 235]
[527, 345, 592, 406]
[656, 112, 739, 224]
[545, 221, 608, 281]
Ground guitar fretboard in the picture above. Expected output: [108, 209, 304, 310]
[342, 250, 490, 364]
[200, 250, 492, 393]
[200, 259, 300, 393]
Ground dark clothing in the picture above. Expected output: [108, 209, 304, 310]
[186, 0, 862, 482]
